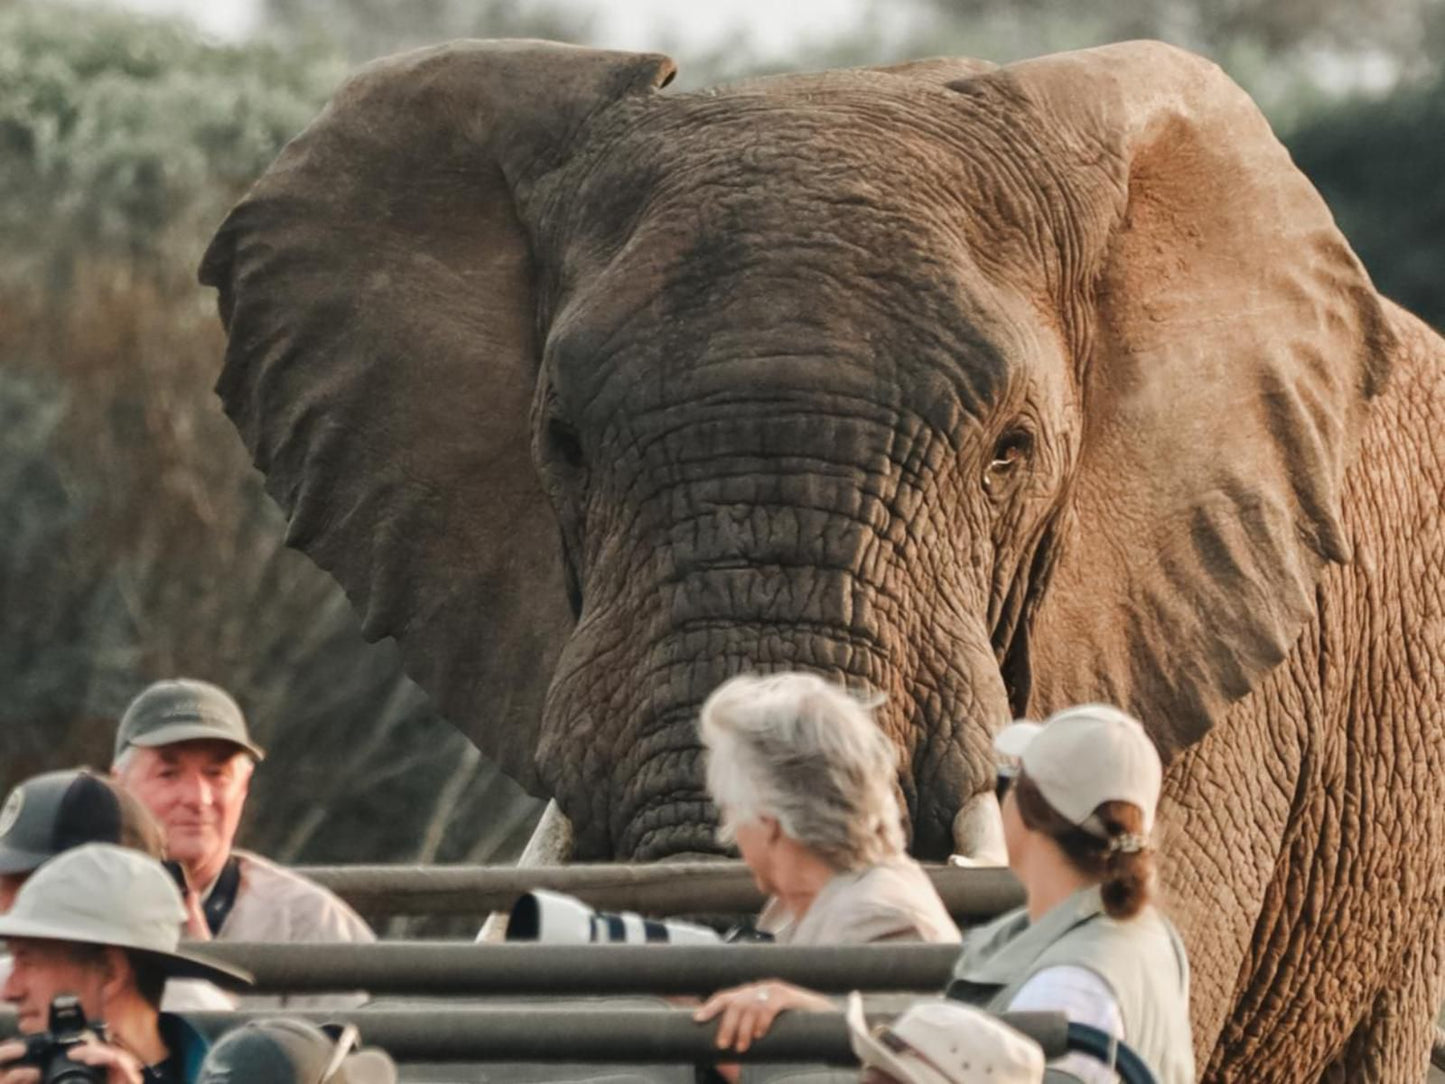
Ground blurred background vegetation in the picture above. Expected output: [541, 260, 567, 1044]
[2, 0, 1441, 881]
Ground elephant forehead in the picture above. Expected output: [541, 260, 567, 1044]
[532, 84, 1067, 429]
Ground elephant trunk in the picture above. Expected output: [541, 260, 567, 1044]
[540, 517, 1011, 860]
[537, 389, 1013, 860]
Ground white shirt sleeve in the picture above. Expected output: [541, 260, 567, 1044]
[1008, 965, 1124, 1084]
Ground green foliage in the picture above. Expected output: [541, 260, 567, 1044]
[259, 0, 595, 63]
[1287, 76, 1445, 330]
[0, 1, 344, 279]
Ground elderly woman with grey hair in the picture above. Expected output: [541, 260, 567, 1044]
[700, 672, 958, 947]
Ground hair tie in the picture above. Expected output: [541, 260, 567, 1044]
[1106, 833, 1148, 855]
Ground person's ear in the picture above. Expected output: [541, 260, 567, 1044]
[97, 946, 132, 1005]
[759, 816, 783, 845]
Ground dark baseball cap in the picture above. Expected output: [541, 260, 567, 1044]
[198, 1020, 396, 1084]
[115, 678, 265, 762]
[0, 769, 165, 875]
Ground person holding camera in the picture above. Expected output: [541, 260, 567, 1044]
[697, 705, 1193, 1084]
[699, 672, 959, 947]
[111, 679, 373, 1008]
[0, 844, 251, 1084]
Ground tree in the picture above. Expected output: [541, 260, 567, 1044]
[0, 1, 542, 890]
[1287, 76, 1445, 331]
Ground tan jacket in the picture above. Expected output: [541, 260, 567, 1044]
[208, 849, 374, 1009]
[757, 856, 960, 946]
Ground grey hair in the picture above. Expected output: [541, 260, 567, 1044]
[112, 745, 256, 777]
[699, 672, 905, 871]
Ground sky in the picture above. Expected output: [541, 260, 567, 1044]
[107, 0, 879, 56]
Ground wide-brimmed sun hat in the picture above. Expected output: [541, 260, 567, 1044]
[0, 843, 251, 989]
[198, 1018, 397, 1084]
[994, 703, 1162, 836]
[846, 993, 1044, 1083]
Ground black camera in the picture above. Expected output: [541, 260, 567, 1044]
[5, 996, 106, 1084]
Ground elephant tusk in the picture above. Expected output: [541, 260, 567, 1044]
[475, 799, 575, 942]
[949, 790, 1008, 868]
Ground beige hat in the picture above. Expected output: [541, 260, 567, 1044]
[994, 704, 1162, 837]
[0, 843, 252, 989]
[846, 993, 1044, 1084]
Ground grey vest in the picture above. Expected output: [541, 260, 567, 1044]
[947, 886, 1194, 1084]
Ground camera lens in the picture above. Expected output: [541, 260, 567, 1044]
[43, 1056, 105, 1084]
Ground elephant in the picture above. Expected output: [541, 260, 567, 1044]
[197, 38, 1445, 1082]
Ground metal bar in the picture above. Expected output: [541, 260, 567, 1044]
[0, 1008, 1073, 1064]
[198, 942, 964, 995]
[293, 861, 1024, 921]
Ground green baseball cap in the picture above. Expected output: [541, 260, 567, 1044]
[198, 1019, 397, 1084]
[115, 678, 265, 762]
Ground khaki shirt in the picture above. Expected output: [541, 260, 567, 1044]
[757, 856, 960, 946]
[207, 849, 374, 1010]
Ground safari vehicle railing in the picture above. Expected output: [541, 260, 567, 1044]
[292, 861, 1024, 920]
[196, 942, 965, 996]
[0, 1008, 1159, 1083]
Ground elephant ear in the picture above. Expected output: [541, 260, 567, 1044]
[979, 42, 1394, 758]
[198, 41, 676, 792]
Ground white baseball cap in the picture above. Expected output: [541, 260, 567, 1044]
[0, 843, 251, 989]
[994, 704, 1162, 836]
[847, 993, 1044, 1084]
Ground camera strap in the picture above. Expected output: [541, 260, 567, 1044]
[203, 856, 242, 937]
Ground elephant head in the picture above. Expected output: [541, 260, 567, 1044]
[200, 40, 1391, 861]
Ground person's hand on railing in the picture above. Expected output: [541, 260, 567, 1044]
[693, 980, 836, 1053]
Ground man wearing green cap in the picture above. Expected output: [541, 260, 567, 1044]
[112, 679, 372, 1008]
[0, 844, 252, 1083]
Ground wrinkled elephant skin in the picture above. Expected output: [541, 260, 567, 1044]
[199, 40, 1445, 1082]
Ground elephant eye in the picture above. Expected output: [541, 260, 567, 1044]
[984, 428, 1033, 491]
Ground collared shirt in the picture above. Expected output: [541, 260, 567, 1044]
[141, 1012, 209, 1083]
[757, 856, 960, 946]
[197, 849, 374, 1010]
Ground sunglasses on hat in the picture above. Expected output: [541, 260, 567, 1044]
[318, 1023, 359, 1083]
[994, 764, 1018, 803]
